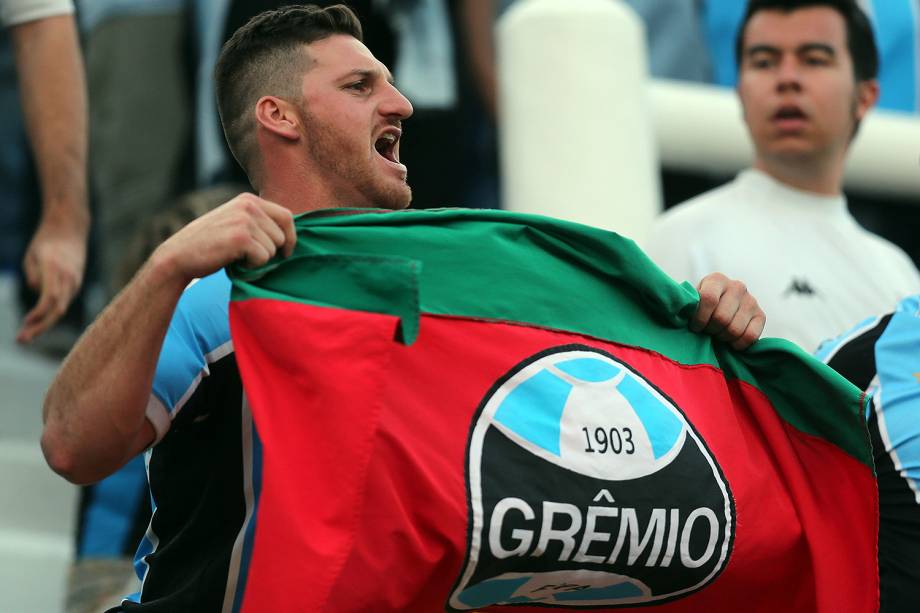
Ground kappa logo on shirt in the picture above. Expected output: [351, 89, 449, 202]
[447, 345, 734, 610]
[783, 278, 818, 297]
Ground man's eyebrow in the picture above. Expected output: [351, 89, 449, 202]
[340, 67, 396, 85]
[797, 42, 835, 56]
[745, 44, 781, 57]
[745, 42, 836, 57]
[340, 68, 373, 81]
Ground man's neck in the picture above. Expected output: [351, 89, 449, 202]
[752, 155, 844, 196]
[259, 171, 339, 215]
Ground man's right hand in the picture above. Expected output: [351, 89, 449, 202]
[150, 192, 297, 286]
[17, 209, 88, 343]
[41, 193, 297, 485]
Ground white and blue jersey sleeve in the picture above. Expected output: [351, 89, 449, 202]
[146, 270, 233, 444]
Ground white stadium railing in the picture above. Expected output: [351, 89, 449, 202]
[499, 0, 660, 244]
[652, 78, 920, 200]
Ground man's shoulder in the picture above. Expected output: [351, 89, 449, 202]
[815, 313, 891, 377]
[848, 228, 920, 284]
[676, 178, 744, 207]
[173, 270, 232, 323]
[182, 269, 232, 299]
[647, 178, 742, 247]
[659, 178, 742, 225]
[162, 269, 233, 366]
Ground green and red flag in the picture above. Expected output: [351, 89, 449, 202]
[228, 208, 877, 612]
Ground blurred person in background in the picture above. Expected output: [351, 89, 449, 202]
[816, 296, 920, 613]
[1, 0, 89, 344]
[64, 184, 244, 613]
[689, 0, 920, 265]
[388, 0, 484, 210]
[78, 0, 194, 303]
[646, 0, 920, 352]
[42, 5, 765, 609]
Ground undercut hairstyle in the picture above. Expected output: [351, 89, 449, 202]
[734, 0, 879, 81]
[214, 4, 363, 186]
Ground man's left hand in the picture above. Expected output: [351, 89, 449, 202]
[691, 272, 765, 350]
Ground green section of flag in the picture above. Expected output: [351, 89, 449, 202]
[229, 208, 870, 468]
[233, 253, 422, 344]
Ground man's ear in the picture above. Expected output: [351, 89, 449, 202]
[854, 78, 880, 122]
[255, 96, 300, 141]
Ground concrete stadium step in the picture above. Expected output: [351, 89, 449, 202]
[0, 527, 70, 613]
[0, 440, 76, 537]
[0, 274, 61, 443]
[0, 348, 58, 443]
[0, 441, 74, 613]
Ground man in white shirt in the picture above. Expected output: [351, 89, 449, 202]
[2, 0, 89, 343]
[645, 0, 920, 352]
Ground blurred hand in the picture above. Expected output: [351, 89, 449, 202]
[151, 192, 297, 286]
[17, 214, 87, 344]
[691, 272, 766, 351]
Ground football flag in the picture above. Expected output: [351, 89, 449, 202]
[228, 209, 877, 612]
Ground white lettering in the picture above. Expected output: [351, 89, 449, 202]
[638, 509, 667, 566]
[593, 489, 615, 504]
[607, 508, 666, 566]
[660, 508, 680, 567]
[489, 499, 723, 570]
[572, 506, 619, 564]
[533, 502, 582, 561]
[489, 497, 535, 559]
[680, 508, 718, 568]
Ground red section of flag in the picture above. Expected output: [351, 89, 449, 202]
[231, 298, 877, 612]
[231, 299, 403, 612]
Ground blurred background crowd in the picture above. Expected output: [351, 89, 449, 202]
[2, 0, 917, 342]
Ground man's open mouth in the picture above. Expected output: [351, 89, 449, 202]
[374, 131, 400, 164]
[773, 105, 807, 121]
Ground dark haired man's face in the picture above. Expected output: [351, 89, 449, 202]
[737, 7, 877, 166]
[296, 35, 413, 209]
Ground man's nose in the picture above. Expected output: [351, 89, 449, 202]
[775, 56, 803, 92]
[381, 82, 414, 120]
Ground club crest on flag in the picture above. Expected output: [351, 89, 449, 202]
[448, 345, 735, 610]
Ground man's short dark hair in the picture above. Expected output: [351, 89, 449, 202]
[214, 4, 363, 186]
[734, 0, 879, 82]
